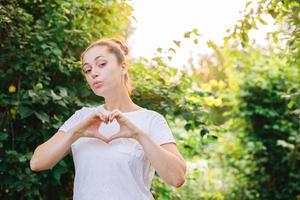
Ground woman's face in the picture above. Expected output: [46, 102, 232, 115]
[82, 45, 124, 97]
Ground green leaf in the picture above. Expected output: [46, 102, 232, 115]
[258, 17, 268, 25]
[184, 31, 191, 38]
[200, 125, 210, 137]
[58, 87, 68, 97]
[206, 40, 216, 48]
[184, 123, 193, 131]
[173, 40, 181, 47]
[18, 106, 34, 119]
[205, 134, 218, 142]
[192, 28, 199, 36]
[0, 133, 8, 141]
[168, 48, 176, 53]
[50, 90, 62, 100]
[34, 111, 49, 123]
[246, 1, 252, 8]
[182, 111, 192, 121]
[52, 165, 68, 183]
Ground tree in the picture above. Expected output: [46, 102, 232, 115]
[0, 0, 132, 198]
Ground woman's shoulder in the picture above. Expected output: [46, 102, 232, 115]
[143, 108, 163, 117]
[128, 107, 166, 121]
[72, 105, 102, 116]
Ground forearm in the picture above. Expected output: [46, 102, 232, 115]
[134, 131, 186, 187]
[30, 128, 81, 171]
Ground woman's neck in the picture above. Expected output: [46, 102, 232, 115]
[103, 87, 140, 112]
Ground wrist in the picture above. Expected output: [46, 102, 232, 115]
[132, 129, 146, 142]
[68, 128, 82, 143]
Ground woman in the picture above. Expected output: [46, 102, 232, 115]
[30, 38, 186, 200]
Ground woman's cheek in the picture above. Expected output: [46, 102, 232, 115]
[86, 79, 93, 88]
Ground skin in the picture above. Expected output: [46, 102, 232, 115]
[30, 45, 187, 188]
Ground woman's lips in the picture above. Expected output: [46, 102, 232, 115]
[93, 81, 103, 88]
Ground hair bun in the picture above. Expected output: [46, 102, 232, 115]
[111, 38, 129, 56]
[120, 44, 129, 56]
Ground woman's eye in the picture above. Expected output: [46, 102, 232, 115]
[98, 63, 106, 67]
[84, 69, 91, 74]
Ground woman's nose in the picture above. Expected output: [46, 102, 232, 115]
[91, 66, 99, 78]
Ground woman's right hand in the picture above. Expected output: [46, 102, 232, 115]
[30, 111, 109, 171]
[72, 112, 109, 143]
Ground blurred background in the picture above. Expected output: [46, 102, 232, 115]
[0, 0, 299, 199]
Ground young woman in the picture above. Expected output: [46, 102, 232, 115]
[30, 38, 186, 200]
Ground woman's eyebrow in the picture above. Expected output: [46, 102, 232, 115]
[83, 55, 105, 67]
[94, 55, 105, 62]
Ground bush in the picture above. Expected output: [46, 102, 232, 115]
[0, 0, 132, 198]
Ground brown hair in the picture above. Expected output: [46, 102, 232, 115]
[80, 38, 133, 96]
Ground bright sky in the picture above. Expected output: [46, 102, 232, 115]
[127, 0, 274, 68]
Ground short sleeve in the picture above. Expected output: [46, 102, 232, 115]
[58, 108, 85, 133]
[149, 113, 176, 145]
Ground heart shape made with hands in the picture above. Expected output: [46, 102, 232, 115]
[96, 110, 139, 143]
[98, 117, 120, 140]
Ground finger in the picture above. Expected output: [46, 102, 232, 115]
[108, 109, 119, 122]
[100, 113, 109, 124]
[96, 113, 106, 122]
[110, 110, 125, 123]
[102, 114, 110, 124]
[97, 110, 110, 123]
[108, 113, 113, 123]
[109, 110, 119, 122]
[96, 113, 106, 124]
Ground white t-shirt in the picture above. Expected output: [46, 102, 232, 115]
[58, 104, 176, 200]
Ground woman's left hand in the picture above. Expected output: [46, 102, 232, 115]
[106, 109, 141, 142]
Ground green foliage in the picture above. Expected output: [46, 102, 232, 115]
[236, 47, 299, 199]
[0, 1, 210, 199]
[0, 0, 133, 199]
[223, 0, 300, 199]
[148, 0, 300, 198]
[225, 0, 300, 59]
[131, 56, 210, 135]
[1, 0, 299, 199]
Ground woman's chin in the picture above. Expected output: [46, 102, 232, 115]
[92, 88, 105, 97]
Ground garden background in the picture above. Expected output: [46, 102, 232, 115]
[0, 0, 299, 199]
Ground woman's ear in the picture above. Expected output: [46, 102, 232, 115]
[121, 62, 127, 73]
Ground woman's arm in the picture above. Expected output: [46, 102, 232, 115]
[30, 112, 108, 171]
[107, 110, 187, 188]
[134, 131, 187, 188]
[30, 129, 81, 171]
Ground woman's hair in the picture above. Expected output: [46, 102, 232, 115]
[80, 38, 133, 96]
